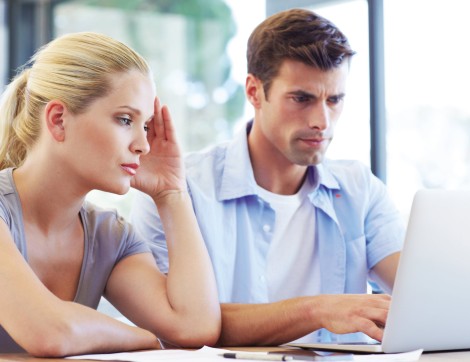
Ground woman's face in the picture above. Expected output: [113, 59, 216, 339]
[61, 70, 156, 195]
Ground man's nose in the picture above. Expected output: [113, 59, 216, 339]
[308, 103, 330, 130]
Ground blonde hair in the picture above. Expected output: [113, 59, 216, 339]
[0, 32, 151, 170]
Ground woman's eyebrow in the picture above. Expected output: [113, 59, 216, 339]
[117, 105, 141, 115]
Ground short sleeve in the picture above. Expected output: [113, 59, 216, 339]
[0, 196, 9, 225]
[129, 191, 170, 273]
[75, 202, 150, 308]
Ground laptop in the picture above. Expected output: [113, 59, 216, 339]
[286, 189, 470, 353]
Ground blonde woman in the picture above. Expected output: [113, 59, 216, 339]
[0, 32, 220, 356]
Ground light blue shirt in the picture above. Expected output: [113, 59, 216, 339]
[130, 121, 405, 341]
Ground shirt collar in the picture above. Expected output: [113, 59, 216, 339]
[217, 121, 341, 201]
[217, 121, 258, 201]
[314, 162, 340, 191]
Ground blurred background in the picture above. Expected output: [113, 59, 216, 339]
[2, 0, 470, 222]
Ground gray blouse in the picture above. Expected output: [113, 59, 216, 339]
[0, 168, 150, 352]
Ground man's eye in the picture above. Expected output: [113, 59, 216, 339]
[328, 96, 343, 105]
[118, 117, 132, 126]
[293, 96, 310, 103]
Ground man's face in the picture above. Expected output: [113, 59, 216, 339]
[248, 59, 349, 167]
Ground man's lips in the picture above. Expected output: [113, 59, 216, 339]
[121, 163, 139, 176]
[300, 137, 325, 143]
[298, 137, 327, 147]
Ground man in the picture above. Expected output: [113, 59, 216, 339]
[130, 8, 404, 346]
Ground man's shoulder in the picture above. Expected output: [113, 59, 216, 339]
[320, 159, 386, 198]
[322, 158, 372, 178]
[184, 141, 231, 177]
[318, 159, 381, 193]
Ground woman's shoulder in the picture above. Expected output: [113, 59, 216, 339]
[0, 168, 20, 219]
[80, 201, 127, 235]
[80, 200, 148, 257]
[0, 168, 26, 252]
[0, 168, 16, 197]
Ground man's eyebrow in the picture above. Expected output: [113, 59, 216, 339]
[286, 90, 346, 99]
[287, 90, 316, 98]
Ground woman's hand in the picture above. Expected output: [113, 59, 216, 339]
[132, 97, 186, 199]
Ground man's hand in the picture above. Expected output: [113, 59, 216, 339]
[313, 294, 390, 341]
[219, 293, 391, 346]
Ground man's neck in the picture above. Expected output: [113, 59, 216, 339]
[254, 164, 308, 195]
[247, 129, 308, 195]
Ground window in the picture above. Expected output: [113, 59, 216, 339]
[0, 0, 7, 91]
[385, 0, 470, 215]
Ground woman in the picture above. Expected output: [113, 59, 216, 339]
[0, 32, 220, 356]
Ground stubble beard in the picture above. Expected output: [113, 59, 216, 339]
[286, 140, 329, 166]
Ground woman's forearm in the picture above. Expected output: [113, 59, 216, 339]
[154, 191, 221, 343]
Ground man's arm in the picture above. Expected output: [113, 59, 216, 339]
[369, 252, 401, 294]
[218, 293, 391, 346]
[218, 252, 401, 347]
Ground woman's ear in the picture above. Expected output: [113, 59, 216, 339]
[44, 100, 66, 142]
[245, 74, 264, 109]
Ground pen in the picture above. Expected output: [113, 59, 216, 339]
[220, 352, 294, 361]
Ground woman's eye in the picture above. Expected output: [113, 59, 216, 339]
[118, 117, 132, 126]
[144, 125, 149, 132]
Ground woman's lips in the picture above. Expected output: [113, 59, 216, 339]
[121, 163, 139, 176]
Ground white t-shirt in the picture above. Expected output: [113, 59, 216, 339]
[256, 177, 320, 302]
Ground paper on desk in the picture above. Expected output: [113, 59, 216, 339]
[67, 347, 210, 360]
[67, 345, 423, 361]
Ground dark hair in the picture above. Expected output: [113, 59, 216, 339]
[247, 8, 355, 97]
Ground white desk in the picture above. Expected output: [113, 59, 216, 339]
[2, 347, 470, 361]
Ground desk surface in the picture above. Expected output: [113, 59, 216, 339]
[1, 347, 470, 361]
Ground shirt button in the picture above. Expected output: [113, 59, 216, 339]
[259, 275, 266, 282]
[263, 224, 271, 233]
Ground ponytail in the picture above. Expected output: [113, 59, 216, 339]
[0, 69, 35, 170]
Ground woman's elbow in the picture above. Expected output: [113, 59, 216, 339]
[193, 319, 221, 347]
[21, 322, 78, 357]
[163, 317, 221, 348]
